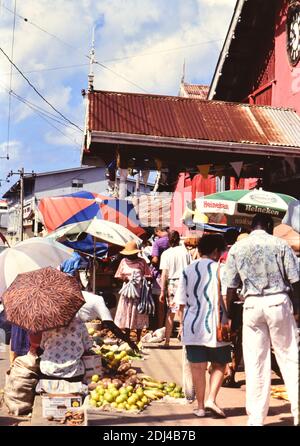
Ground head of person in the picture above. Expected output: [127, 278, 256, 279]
[119, 241, 140, 259]
[251, 214, 274, 235]
[198, 234, 226, 262]
[154, 226, 169, 238]
[184, 237, 199, 249]
[168, 230, 180, 248]
[224, 229, 239, 247]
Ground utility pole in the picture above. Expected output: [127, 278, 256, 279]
[19, 168, 24, 241]
[6, 168, 35, 242]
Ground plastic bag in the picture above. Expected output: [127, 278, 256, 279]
[182, 346, 195, 401]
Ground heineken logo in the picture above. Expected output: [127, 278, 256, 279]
[237, 203, 284, 218]
[248, 193, 277, 205]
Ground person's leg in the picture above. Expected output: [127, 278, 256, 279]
[190, 362, 207, 412]
[243, 297, 270, 426]
[136, 329, 142, 342]
[265, 296, 299, 425]
[164, 311, 175, 346]
[186, 346, 208, 416]
[207, 362, 227, 404]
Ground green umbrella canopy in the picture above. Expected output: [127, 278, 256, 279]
[195, 189, 297, 219]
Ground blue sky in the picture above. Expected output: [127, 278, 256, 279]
[0, 0, 235, 197]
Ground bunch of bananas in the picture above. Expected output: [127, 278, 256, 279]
[271, 386, 289, 401]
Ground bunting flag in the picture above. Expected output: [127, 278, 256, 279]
[141, 170, 150, 187]
[197, 164, 211, 178]
[230, 161, 244, 178]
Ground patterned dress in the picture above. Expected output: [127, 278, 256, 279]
[40, 318, 92, 378]
[114, 258, 152, 330]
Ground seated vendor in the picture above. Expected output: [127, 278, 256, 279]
[39, 316, 92, 382]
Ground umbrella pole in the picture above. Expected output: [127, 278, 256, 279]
[93, 236, 96, 294]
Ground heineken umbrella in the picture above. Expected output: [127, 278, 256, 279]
[195, 189, 296, 221]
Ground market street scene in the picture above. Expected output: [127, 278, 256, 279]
[0, 0, 299, 429]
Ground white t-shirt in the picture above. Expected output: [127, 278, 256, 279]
[159, 245, 190, 279]
[174, 259, 229, 347]
[77, 291, 113, 323]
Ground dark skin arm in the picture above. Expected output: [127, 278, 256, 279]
[151, 256, 159, 266]
[226, 288, 239, 320]
[101, 320, 139, 353]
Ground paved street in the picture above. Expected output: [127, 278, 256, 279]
[0, 339, 294, 427]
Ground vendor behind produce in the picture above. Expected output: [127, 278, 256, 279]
[60, 253, 139, 353]
[78, 291, 139, 353]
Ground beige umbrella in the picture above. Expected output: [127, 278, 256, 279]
[47, 217, 142, 293]
[0, 238, 73, 297]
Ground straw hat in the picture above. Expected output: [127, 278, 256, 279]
[120, 241, 141, 255]
[237, 233, 249, 242]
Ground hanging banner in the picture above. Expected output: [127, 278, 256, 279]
[197, 164, 211, 179]
[230, 161, 243, 178]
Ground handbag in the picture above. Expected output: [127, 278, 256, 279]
[137, 278, 155, 316]
[216, 263, 232, 343]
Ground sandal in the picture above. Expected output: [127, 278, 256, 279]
[205, 400, 226, 418]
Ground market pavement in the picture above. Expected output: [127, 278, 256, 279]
[0, 340, 294, 427]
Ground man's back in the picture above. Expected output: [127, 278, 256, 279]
[226, 229, 299, 298]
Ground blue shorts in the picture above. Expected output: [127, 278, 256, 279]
[186, 345, 231, 364]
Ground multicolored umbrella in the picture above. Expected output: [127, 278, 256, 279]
[0, 238, 73, 297]
[38, 191, 145, 238]
[2, 267, 85, 333]
[195, 189, 296, 221]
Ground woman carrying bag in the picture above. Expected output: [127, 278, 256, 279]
[114, 241, 152, 342]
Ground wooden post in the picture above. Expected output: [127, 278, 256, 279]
[92, 236, 96, 294]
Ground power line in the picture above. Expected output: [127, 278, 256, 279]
[0, 46, 83, 132]
[6, 0, 17, 161]
[93, 60, 150, 93]
[0, 79, 81, 130]
[0, 82, 82, 147]
[13, 95, 82, 147]
[1, 40, 223, 76]
[2, 63, 89, 76]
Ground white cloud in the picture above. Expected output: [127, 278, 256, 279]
[0, 140, 22, 161]
[0, 0, 234, 197]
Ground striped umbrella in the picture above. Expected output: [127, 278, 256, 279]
[2, 267, 85, 333]
[38, 190, 145, 238]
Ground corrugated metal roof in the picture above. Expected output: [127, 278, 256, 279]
[181, 83, 209, 99]
[88, 90, 300, 149]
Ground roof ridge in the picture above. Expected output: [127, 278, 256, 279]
[90, 89, 297, 112]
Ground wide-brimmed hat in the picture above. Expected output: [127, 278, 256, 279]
[120, 241, 141, 255]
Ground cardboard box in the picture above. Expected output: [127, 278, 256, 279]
[42, 393, 83, 419]
[82, 355, 102, 382]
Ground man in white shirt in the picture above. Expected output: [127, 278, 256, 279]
[159, 231, 191, 347]
[225, 214, 300, 426]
